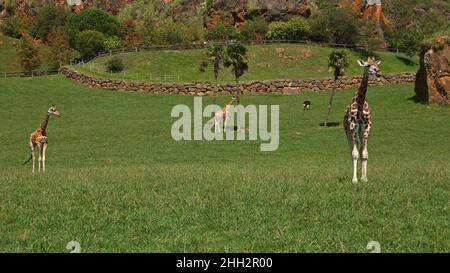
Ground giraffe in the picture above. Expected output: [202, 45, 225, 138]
[344, 57, 381, 183]
[213, 97, 236, 133]
[24, 105, 61, 174]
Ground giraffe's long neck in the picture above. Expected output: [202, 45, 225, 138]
[355, 70, 369, 107]
[38, 113, 50, 132]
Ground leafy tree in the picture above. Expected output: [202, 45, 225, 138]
[205, 21, 241, 42]
[310, 7, 359, 46]
[17, 38, 42, 71]
[120, 17, 143, 48]
[266, 16, 311, 40]
[224, 43, 248, 106]
[0, 16, 23, 38]
[31, 4, 69, 41]
[158, 20, 190, 45]
[324, 50, 349, 127]
[46, 26, 78, 68]
[400, 31, 421, 64]
[240, 16, 268, 41]
[66, 7, 121, 48]
[103, 36, 123, 51]
[76, 30, 106, 59]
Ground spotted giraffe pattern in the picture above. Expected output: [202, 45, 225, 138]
[343, 57, 381, 183]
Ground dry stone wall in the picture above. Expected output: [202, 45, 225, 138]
[60, 66, 415, 95]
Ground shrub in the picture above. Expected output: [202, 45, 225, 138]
[105, 56, 124, 72]
[0, 16, 23, 38]
[76, 30, 106, 59]
[103, 36, 123, 51]
[66, 7, 121, 47]
[31, 4, 69, 41]
[17, 38, 42, 71]
[240, 16, 268, 41]
[309, 8, 359, 46]
[266, 16, 311, 41]
[158, 20, 190, 45]
[205, 21, 241, 42]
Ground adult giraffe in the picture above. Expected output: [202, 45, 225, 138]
[344, 57, 381, 183]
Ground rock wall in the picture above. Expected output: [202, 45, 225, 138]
[60, 66, 415, 95]
[415, 35, 450, 105]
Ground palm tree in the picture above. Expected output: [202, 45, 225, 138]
[224, 43, 248, 107]
[199, 43, 225, 102]
[324, 50, 349, 127]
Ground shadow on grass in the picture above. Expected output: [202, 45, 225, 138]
[407, 95, 427, 104]
[319, 122, 341, 127]
[396, 56, 416, 66]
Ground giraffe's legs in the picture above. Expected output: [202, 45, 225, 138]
[361, 127, 370, 182]
[37, 143, 42, 173]
[351, 132, 359, 184]
[42, 143, 48, 173]
[30, 142, 36, 174]
[223, 115, 228, 132]
[214, 117, 220, 133]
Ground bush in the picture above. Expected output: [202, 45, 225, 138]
[105, 57, 124, 72]
[66, 7, 121, 47]
[31, 4, 69, 41]
[0, 16, 23, 38]
[76, 30, 106, 59]
[46, 26, 79, 68]
[120, 17, 143, 48]
[17, 38, 42, 71]
[158, 20, 190, 45]
[103, 36, 123, 51]
[309, 8, 359, 46]
[205, 21, 241, 41]
[240, 17, 268, 41]
[266, 16, 311, 40]
[386, 28, 422, 61]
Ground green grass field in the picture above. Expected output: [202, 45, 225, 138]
[71, 43, 419, 83]
[0, 76, 448, 252]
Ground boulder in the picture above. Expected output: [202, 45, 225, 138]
[415, 36, 450, 105]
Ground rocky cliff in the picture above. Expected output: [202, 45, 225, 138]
[415, 36, 450, 105]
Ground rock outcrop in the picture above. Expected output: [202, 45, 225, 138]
[415, 35, 450, 105]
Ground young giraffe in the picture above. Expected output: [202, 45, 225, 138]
[213, 97, 236, 133]
[24, 105, 61, 173]
[344, 57, 381, 183]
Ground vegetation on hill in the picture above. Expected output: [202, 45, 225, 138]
[0, 1, 448, 72]
[71, 43, 419, 83]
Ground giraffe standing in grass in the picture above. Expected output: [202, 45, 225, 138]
[214, 97, 236, 133]
[344, 57, 381, 183]
[24, 105, 61, 173]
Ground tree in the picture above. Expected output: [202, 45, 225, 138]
[205, 21, 240, 42]
[240, 16, 268, 41]
[76, 30, 106, 59]
[120, 17, 143, 48]
[0, 16, 23, 38]
[324, 50, 349, 127]
[400, 31, 421, 64]
[224, 43, 248, 107]
[66, 7, 121, 48]
[201, 43, 225, 101]
[17, 38, 42, 71]
[46, 26, 78, 68]
[32, 4, 69, 42]
[266, 16, 311, 41]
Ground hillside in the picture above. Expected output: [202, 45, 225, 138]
[0, 34, 21, 71]
[71, 43, 419, 83]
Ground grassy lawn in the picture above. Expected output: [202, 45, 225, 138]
[71, 43, 419, 83]
[0, 76, 448, 252]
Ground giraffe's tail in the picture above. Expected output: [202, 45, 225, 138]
[23, 154, 32, 165]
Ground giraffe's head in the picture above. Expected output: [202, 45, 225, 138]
[357, 57, 382, 77]
[48, 105, 61, 117]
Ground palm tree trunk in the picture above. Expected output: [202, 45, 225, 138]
[324, 79, 337, 127]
